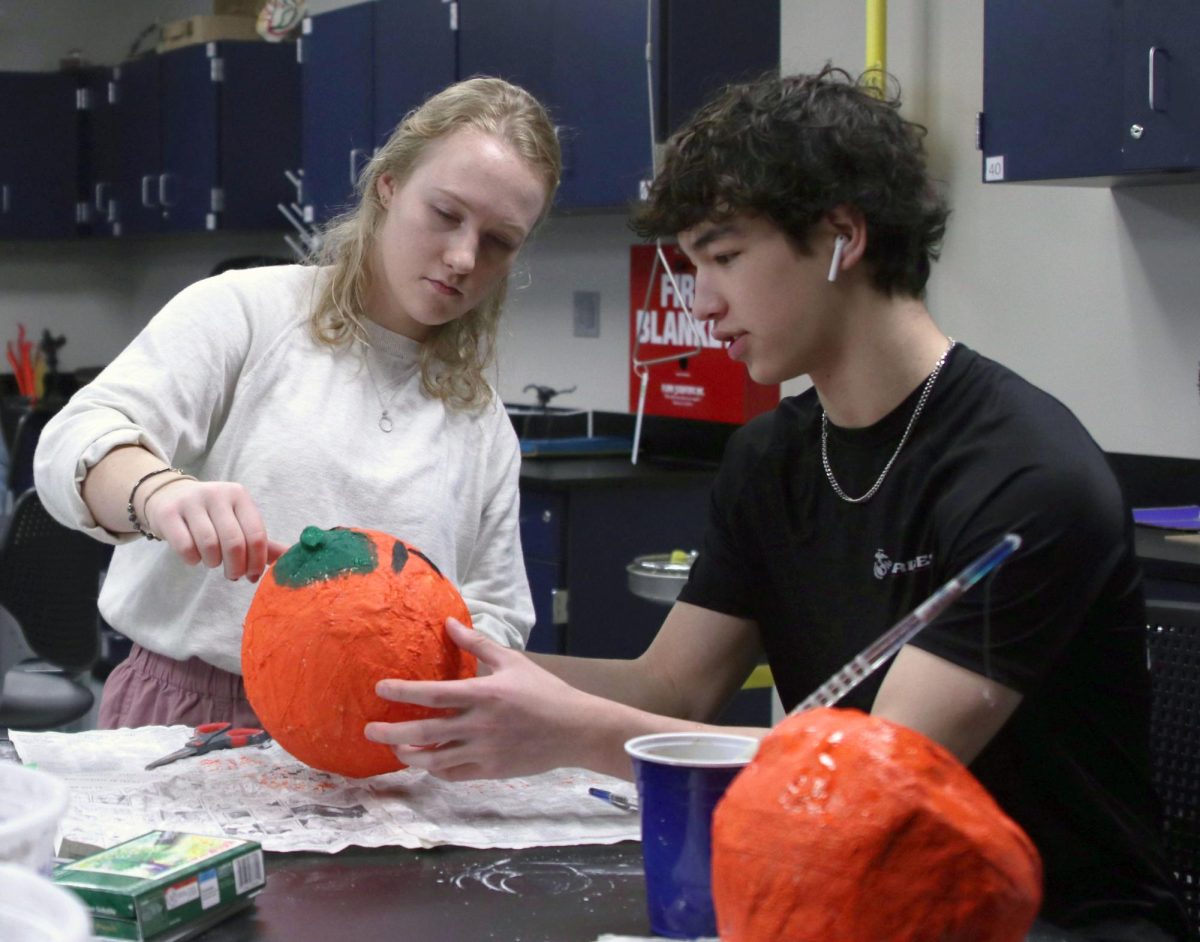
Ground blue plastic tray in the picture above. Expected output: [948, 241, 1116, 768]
[1132, 505, 1200, 531]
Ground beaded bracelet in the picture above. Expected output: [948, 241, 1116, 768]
[127, 467, 187, 541]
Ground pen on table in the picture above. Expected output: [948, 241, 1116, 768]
[589, 786, 639, 813]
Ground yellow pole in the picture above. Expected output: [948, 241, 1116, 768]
[864, 0, 887, 97]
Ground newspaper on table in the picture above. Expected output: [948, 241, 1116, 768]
[9, 727, 641, 855]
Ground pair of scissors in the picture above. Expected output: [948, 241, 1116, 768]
[144, 722, 271, 770]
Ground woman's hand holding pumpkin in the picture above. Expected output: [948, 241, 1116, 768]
[142, 477, 288, 582]
[366, 618, 611, 781]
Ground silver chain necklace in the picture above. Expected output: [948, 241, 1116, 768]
[820, 338, 956, 504]
[363, 355, 404, 433]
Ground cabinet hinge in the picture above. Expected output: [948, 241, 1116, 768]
[975, 112, 984, 152]
[298, 17, 311, 65]
[107, 80, 118, 105]
[551, 588, 568, 625]
[211, 187, 225, 213]
[75, 87, 92, 111]
[445, 0, 459, 31]
[210, 57, 225, 83]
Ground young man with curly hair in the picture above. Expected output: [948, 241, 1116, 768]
[368, 67, 1186, 940]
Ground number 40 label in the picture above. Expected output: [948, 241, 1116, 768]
[984, 155, 1005, 182]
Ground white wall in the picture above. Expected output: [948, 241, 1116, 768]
[497, 213, 639, 410]
[2, 2, 1198, 457]
[0, 1, 202, 70]
[781, 1, 1200, 458]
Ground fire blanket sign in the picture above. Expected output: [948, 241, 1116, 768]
[629, 244, 779, 424]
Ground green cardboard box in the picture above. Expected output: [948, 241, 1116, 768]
[54, 831, 265, 941]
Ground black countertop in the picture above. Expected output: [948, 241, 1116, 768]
[201, 842, 648, 941]
[520, 455, 718, 488]
[196, 841, 1095, 941]
[514, 410, 731, 489]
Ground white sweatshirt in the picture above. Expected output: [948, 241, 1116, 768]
[34, 264, 533, 674]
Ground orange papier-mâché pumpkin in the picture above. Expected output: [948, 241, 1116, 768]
[712, 707, 1043, 942]
[242, 525, 475, 779]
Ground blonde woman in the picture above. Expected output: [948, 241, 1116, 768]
[35, 77, 561, 729]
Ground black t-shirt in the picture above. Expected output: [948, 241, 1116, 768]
[679, 345, 1187, 936]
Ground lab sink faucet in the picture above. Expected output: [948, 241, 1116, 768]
[523, 384, 576, 411]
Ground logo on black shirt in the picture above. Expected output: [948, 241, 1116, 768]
[873, 548, 934, 580]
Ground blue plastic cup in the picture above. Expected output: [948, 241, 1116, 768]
[625, 732, 759, 939]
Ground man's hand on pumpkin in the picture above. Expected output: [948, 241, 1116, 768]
[143, 478, 288, 582]
[365, 618, 602, 781]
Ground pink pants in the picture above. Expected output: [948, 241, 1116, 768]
[98, 643, 260, 729]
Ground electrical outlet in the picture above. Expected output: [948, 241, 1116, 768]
[573, 290, 601, 338]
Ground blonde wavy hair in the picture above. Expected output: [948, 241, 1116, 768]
[309, 77, 561, 411]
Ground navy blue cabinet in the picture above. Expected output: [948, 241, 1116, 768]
[1119, 1, 1200, 174]
[558, 480, 710, 661]
[518, 463, 772, 726]
[81, 68, 121, 237]
[458, 0, 655, 209]
[458, 0, 554, 114]
[982, 0, 1200, 184]
[519, 470, 716, 660]
[217, 43, 302, 230]
[109, 42, 299, 235]
[460, 0, 778, 209]
[300, 0, 455, 226]
[299, 0, 777, 214]
[549, 1, 649, 209]
[110, 55, 161, 236]
[660, 0, 780, 140]
[519, 489, 567, 655]
[373, 0, 456, 144]
[0, 72, 80, 239]
[160, 45, 220, 233]
[299, 3, 374, 225]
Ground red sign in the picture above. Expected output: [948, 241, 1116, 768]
[629, 244, 779, 424]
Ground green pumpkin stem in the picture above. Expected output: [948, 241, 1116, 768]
[273, 526, 378, 587]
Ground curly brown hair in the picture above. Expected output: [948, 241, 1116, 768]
[631, 66, 949, 299]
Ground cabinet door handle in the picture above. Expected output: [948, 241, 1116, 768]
[159, 172, 175, 207]
[141, 174, 158, 207]
[1149, 46, 1168, 113]
[94, 181, 110, 213]
[349, 147, 368, 186]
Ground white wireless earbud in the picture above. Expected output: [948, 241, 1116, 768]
[828, 235, 847, 283]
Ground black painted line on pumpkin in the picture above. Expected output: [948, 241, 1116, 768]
[411, 548, 444, 579]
